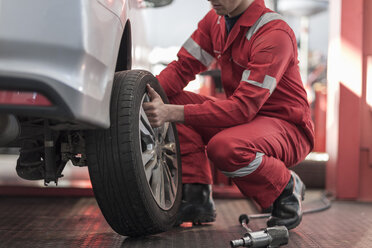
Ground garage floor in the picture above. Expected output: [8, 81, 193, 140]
[0, 190, 371, 248]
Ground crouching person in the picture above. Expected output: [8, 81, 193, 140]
[143, 0, 314, 230]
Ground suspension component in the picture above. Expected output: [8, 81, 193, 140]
[16, 118, 68, 183]
[60, 131, 87, 167]
[43, 119, 57, 185]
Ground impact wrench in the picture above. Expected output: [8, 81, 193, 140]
[230, 214, 289, 248]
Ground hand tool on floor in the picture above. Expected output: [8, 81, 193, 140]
[230, 214, 289, 248]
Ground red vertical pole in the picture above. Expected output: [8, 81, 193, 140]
[313, 84, 327, 152]
[359, 0, 372, 201]
[326, 0, 363, 199]
[327, 0, 372, 201]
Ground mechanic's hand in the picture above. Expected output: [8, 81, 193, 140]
[142, 84, 168, 128]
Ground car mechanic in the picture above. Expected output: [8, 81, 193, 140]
[143, 0, 314, 230]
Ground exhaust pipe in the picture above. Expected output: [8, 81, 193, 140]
[0, 114, 20, 146]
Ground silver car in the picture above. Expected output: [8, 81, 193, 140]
[0, 0, 181, 236]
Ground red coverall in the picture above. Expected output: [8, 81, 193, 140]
[157, 0, 314, 208]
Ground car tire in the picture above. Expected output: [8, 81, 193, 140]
[86, 70, 182, 237]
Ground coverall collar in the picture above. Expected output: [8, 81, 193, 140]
[221, 0, 266, 53]
[236, 0, 266, 27]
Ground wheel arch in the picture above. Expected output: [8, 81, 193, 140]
[115, 20, 132, 72]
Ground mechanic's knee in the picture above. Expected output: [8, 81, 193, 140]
[207, 135, 239, 171]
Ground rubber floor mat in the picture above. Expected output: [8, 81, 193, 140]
[0, 191, 371, 247]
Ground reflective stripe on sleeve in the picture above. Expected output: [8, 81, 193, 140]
[221, 152, 264, 178]
[241, 70, 277, 94]
[246, 12, 284, 41]
[182, 37, 214, 67]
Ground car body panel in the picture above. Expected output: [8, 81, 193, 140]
[0, 0, 128, 128]
[97, 0, 127, 26]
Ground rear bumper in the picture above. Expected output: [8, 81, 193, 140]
[0, 74, 73, 121]
[0, 73, 110, 128]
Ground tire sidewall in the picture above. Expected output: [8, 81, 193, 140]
[128, 70, 182, 228]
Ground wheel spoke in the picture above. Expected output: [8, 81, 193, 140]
[151, 162, 165, 206]
[143, 152, 157, 181]
[163, 162, 176, 203]
[161, 122, 170, 141]
[142, 149, 156, 165]
[140, 122, 155, 147]
[140, 104, 155, 138]
[139, 118, 152, 138]
[163, 152, 177, 171]
[159, 165, 166, 207]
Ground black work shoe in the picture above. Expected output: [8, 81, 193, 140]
[16, 140, 44, 180]
[267, 171, 305, 230]
[176, 183, 216, 225]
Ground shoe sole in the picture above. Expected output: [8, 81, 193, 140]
[175, 211, 216, 226]
[192, 212, 217, 225]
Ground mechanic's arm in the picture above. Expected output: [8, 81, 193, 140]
[157, 11, 215, 97]
[183, 30, 295, 127]
[145, 30, 295, 128]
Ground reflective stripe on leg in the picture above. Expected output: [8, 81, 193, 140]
[221, 152, 264, 178]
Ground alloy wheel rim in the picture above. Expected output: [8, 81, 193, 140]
[138, 94, 179, 210]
